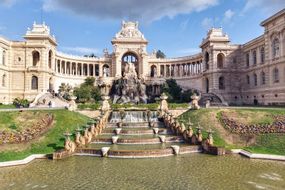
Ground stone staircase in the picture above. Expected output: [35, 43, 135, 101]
[30, 92, 69, 108]
[79, 111, 201, 158]
[199, 93, 226, 107]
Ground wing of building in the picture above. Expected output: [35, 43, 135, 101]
[0, 9, 285, 106]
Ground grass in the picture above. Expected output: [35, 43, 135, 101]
[178, 108, 285, 155]
[0, 104, 16, 109]
[245, 134, 285, 155]
[0, 110, 89, 162]
[177, 109, 226, 147]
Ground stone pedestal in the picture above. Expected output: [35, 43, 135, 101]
[101, 96, 111, 112]
[159, 93, 168, 114]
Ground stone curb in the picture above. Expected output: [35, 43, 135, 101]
[0, 154, 48, 168]
[231, 149, 285, 161]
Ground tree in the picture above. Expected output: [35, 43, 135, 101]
[84, 77, 95, 86]
[162, 79, 182, 103]
[156, 50, 166, 59]
[73, 77, 101, 103]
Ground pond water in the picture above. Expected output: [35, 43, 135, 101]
[1, 154, 285, 190]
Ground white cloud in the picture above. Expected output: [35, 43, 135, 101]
[242, 0, 285, 15]
[60, 46, 100, 55]
[43, 0, 219, 22]
[223, 9, 235, 22]
[180, 19, 190, 31]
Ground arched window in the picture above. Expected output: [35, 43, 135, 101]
[48, 50, 52, 69]
[31, 76, 38, 90]
[219, 76, 225, 90]
[32, 51, 40, 66]
[205, 52, 209, 70]
[103, 64, 110, 77]
[260, 47, 265, 64]
[253, 73, 257, 86]
[2, 50, 6, 65]
[253, 50, 257, 65]
[150, 65, 157, 77]
[273, 68, 279, 83]
[246, 53, 250, 67]
[217, 53, 224, 69]
[247, 75, 250, 85]
[261, 71, 266, 85]
[272, 38, 280, 58]
[2, 74, 6, 87]
[57, 60, 60, 73]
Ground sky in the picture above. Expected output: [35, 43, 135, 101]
[0, 0, 284, 57]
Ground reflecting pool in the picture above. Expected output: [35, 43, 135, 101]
[1, 154, 285, 190]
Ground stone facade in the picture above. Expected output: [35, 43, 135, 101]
[0, 9, 285, 105]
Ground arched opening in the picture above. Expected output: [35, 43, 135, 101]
[261, 71, 266, 85]
[150, 65, 157, 77]
[260, 47, 265, 64]
[219, 76, 225, 90]
[205, 78, 209, 93]
[61, 61, 65, 74]
[205, 52, 209, 70]
[2, 74, 6, 87]
[89, 64, 94, 76]
[253, 73, 257, 86]
[254, 99, 258, 105]
[49, 77, 54, 92]
[253, 50, 257, 65]
[273, 68, 279, 83]
[247, 75, 250, 85]
[2, 50, 6, 65]
[57, 60, 60, 73]
[31, 76, 38, 90]
[103, 64, 110, 77]
[48, 50, 52, 69]
[217, 53, 224, 69]
[83, 64, 88, 76]
[72, 63, 76, 75]
[246, 53, 250, 67]
[121, 52, 138, 76]
[32, 51, 40, 66]
[66, 62, 71, 75]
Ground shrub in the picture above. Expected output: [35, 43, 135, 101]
[12, 98, 30, 108]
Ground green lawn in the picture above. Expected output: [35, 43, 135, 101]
[178, 108, 285, 155]
[0, 110, 89, 162]
[0, 104, 16, 109]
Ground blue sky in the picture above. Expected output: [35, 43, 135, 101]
[0, 0, 284, 57]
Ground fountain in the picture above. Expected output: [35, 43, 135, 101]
[112, 61, 147, 104]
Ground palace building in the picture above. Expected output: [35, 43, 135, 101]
[0, 9, 285, 106]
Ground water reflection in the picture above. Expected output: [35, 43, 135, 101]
[1, 154, 285, 190]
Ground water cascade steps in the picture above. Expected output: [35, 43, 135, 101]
[76, 111, 202, 158]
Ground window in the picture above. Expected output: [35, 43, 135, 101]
[2, 50, 6, 65]
[272, 38, 280, 58]
[273, 68, 279, 83]
[2, 74, 6, 87]
[253, 50, 257, 66]
[32, 51, 40, 66]
[260, 47, 265, 64]
[31, 76, 38, 90]
[48, 50, 52, 69]
[253, 73, 257, 86]
[217, 53, 224, 69]
[247, 75, 250, 85]
[160, 65, 164, 76]
[246, 53, 250, 68]
[219, 76, 225, 90]
[205, 52, 209, 70]
[261, 71, 266, 85]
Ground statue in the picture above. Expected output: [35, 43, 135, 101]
[159, 93, 168, 114]
[112, 61, 148, 104]
[75, 129, 86, 147]
[101, 96, 111, 112]
[190, 93, 201, 110]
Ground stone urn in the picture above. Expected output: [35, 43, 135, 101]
[101, 147, 110, 157]
[171, 145, 180, 155]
